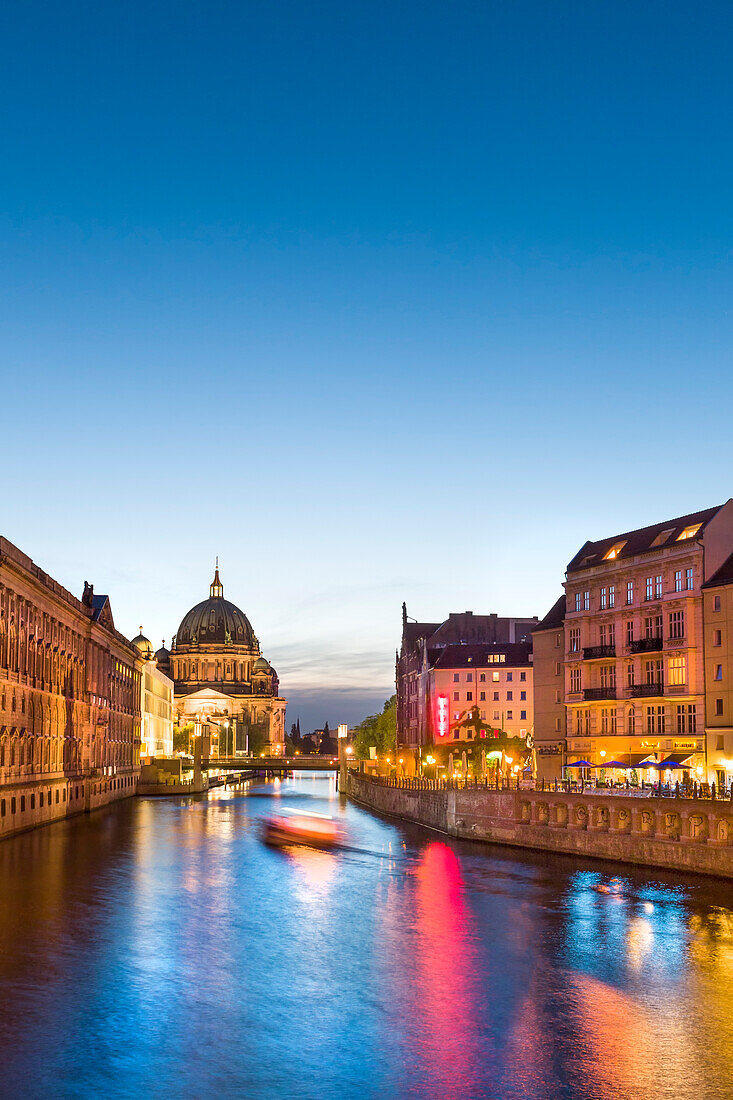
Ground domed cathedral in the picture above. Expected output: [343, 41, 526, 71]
[159, 564, 286, 756]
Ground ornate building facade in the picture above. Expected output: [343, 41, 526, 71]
[132, 630, 174, 758]
[159, 567, 286, 756]
[0, 536, 142, 840]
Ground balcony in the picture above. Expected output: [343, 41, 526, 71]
[666, 636, 686, 648]
[628, 682, 664, 698]
[628, 637, 663, 654]
[583, 687, 616, 701]
[582, 645, 616, 660]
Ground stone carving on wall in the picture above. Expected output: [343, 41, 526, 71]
[665, 812, 681, 840]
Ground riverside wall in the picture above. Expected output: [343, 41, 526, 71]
[347, 773, 733, 879]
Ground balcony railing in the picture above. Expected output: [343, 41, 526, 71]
[628, 637, 663, 654]
[582, 645, 616, 659]
[666, 636, 686, 648]
[583, 687, 616, 701]
[628, 682, 664, 698]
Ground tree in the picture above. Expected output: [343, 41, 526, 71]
[436, 705, 531, 775]
[173, 723, 195, 754]
[353, 696, 396, 759]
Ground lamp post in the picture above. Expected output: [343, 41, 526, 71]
[338, 723, 348, 789]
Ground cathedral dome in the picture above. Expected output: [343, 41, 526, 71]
[252, 656, 271, 673]
[175, 567, 256, 648]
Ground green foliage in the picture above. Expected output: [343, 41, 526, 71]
[247, 719, 269, 757]
[173, 723, 195, 754]
[433, 706, 531, 774]
[353, 696, 396, 759]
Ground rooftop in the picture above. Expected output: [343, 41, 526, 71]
[566, 505, 723, 573]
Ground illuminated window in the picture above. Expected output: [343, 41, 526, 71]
[604, 541, 627, 560]
[677, 524, 701, 541]
[667, 656, 686, 685]
[674, 570, 683, 592]
[492, 671, 500, 682]
[655, 575, 663, 598]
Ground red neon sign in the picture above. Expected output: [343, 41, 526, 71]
[437, 695, 449, 737]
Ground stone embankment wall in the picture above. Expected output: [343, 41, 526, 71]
[0, 773, 137, 841]
[348, 773, 733, 879]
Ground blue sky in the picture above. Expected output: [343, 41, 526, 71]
[2, 1, 732, 731]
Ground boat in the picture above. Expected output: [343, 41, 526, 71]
[260, 813, 345, 850]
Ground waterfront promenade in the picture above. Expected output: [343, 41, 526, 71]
[348, 771, 733, 879]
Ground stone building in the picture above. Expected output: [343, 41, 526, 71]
[396, 605, 537, 769]
[159, 567, 286, 756]
[533, 502, 733, 786]
[131, 630, 174, 758]
[701, 553, 733, 789]
[0, 536, 142, 840]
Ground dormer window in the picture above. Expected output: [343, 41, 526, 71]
[677, 524, 702, 541]
[604, 541, 627, 560]
[651, 529, 675, 547]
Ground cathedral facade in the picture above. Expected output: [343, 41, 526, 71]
[157, 567, 286, 756]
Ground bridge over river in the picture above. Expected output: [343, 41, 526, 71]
[196, 754, 338, 773]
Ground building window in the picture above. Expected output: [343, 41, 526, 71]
[576, 710, 583, 735]
[674, 570, 683, 592]
[466, 673, 473, 683]
[570, 668, 581, 693]
[506, 711, 513, 720]
[716, 698, 724, 716]
[493, 672, 500, 682]
[493, 692, 499, 701]
[685, 568, 693, 590]
[453, 673, 459, 682]
[480, 691, 486, 701]
[677, 704, 696, 734]
[609, 585, 615, 608]
[555, 633, 561, 648]
[627, 708, 635, 734]
[466, 692, 473, 702]
[667, 656, 686, 686]
[520, 710, 527, 721]
[479, 673, 486, 682]
[555, 689, 561, 703]
[506, 691, 512, 701]
[555, 662, 562, 675]
[601, 708, 609, 734]
[569, 627, 580, 653]
[714, 594, 721, 611]
[715, 664, 723, 680]
[600, 665, 616, 691]
[453, 692, 459, 701]
[645, 659, 663, 686]
[646, 706, 665, 734]
[626, 663, 635, 688]
[600, 587, 607, 610]
[655, 575, 663, 598]
[626, 580, 634, 605]
[645, 615, 662, 640]
[520, 672, 526, 682]
[520, 691, 526, 701]
[505, 672, 512, 682]
[575, 592, 582, 612]
[555, 717, 561, 732]
[625, 620, 634, 647]
[669, 611, 685, 639]
[584, 591, 590, 611]
[646, 577, 653, 601]
[493, 711, 499, 721]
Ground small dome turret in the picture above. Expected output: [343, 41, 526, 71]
[131, 628, 155, 661]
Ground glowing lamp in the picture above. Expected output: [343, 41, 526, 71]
[437, 695, 449, 736]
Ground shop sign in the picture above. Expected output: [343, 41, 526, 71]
[674, 741, 697, 751]
[437, 695, 449, 738]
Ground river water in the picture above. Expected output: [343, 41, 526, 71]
[0, 772, 731, 1100]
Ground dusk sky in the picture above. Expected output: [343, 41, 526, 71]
[2, 1, 732, 731]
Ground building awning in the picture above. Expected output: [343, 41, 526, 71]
[658, 753, 696, 767]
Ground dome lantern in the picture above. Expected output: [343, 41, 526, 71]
[210, 557, 224, 599]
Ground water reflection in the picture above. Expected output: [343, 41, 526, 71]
[0, 774, 730, 1099]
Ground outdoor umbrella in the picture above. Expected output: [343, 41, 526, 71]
[566, 760, 593, 767]
[598, 760, 628, 768]
[657, 757, 689, 769]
